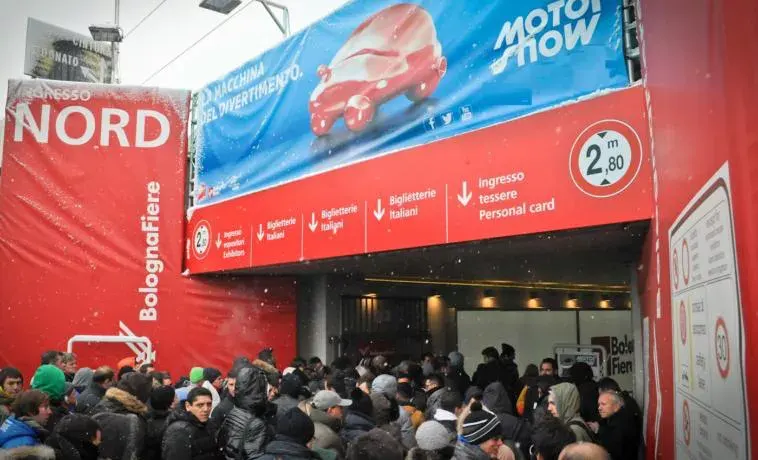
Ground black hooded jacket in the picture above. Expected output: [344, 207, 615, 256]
[483, 382, 531, 458]
[162, 409, 222, 460]
[89, 385, 150, 460]
[218, 367, 271, 460]
[340, 410, 375, 446]
[259, 435, 320, 460]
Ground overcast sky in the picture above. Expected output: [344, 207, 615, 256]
[0, 0, 350, 165]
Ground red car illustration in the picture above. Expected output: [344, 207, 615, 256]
[309, 3, 447, 136]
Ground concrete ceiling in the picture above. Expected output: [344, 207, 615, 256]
[229, 221, 650, 286]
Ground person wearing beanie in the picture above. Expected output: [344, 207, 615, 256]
[175, 366, 205, 404]
[346, 427, 404, 460]
[201, 368, 222, 410]
[455, 401, 508, 460]
[32, 365, 69, 432]
[45, 413, 102, 460]
[89, 372, 151, 459]
[63, 383, 77, 413]
[162, 387, 222, 460]
[259, 407, 316, 459]
[371, 374, 398, 398]
[340, 387, 376, 446]
[273, 373, 304, 417]
[405, 420, 456, 460]
[145, 386, 176, 460]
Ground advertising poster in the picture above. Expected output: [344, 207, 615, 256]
[24, 18, 114, 83]
[193, 0, 629, 206]
[669, 163, 749, 459]
[0, 79, 297, 380]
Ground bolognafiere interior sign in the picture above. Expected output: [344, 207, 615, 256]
[669, 163, 749, 459]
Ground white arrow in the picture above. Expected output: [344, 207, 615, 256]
[257, 224, 265, 241]
[215, 233, 222, 249]
[308, 212, 318, 232]
[457, 181, 472, 206]
[373, 198, 385, 221]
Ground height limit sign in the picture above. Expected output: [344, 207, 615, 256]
[570, 120, 643, 198]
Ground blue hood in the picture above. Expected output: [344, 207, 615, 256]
[0, 416, 41, 449]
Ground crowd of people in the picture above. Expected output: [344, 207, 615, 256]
[0, 344, 643, 460]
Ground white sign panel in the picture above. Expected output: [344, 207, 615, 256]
[24, 18, 112, 83]
[669, 162, 748, 459]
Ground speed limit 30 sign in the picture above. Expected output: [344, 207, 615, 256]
[569, 120, 643, 198]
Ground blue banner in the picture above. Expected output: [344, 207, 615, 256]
[193, 0, 628, 206]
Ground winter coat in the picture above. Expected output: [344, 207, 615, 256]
[0, 444, 57, 459]
[211, 395, 235, 428]
[307, 406, 345, 459]
[471, 361, 504, 394]
[597, 406, 640, 460]
[89, 387, 149, 460]
[218, 366, 271, 460]
[445, 369, 471, 399]
[46, 431, 100, 460]
[145, 408, 171, 460]
[396, 405, 418, 450]
[0, 416, 48, 448]
[453, 441, 489, 460]
[273, 395, 301, 418]
[45, 401, 71, 433]
[549, 383, 592, 442]
[482, 382, 530, 454]
[0, 388, 14, 422]
[340, 410, 375, 446]
[423, 387, 444, 421]
[161, 409, 223, 460]
[76, 383, 106, 415]
[259, 435, 320, 460]
[499, 360, 521, 410]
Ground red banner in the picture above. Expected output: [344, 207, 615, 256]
[0, 80, 296, 381]
[187, 86, 653, 273]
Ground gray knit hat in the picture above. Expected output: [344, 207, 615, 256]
[416, 421, 455, 451]
[371, 374, 398, 398]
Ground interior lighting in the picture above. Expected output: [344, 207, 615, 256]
[199, 0, 242, 14]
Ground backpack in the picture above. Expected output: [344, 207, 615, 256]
[568, 420, 599, 444]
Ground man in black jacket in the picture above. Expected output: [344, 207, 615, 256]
[218, 366, 271, 460]
[89, 372, 151, 460]
[145, 385, 175, 460]
[260, 407, 319, 460]
[211, 368, 237, 428]
[162, 387, 222, 460]
[589, 390, 640, 460]
[76, 367, 114, 415]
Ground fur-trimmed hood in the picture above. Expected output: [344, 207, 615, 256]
[102, 387, 149, 416]
[0, 445, 57, 459]
[252, 359, 280, 385]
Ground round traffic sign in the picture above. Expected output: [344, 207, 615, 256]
[679, 301, 687, 345]
[683, 400, 691, 446]
[569, 120, 643, 198]
[682, 239, 690, 286]
[192, 220, 212, 260]
[715, 317, 730, 378]
[673, 248, 680, 290]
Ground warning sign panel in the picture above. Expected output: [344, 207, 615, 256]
[669, 163, 748, 459]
